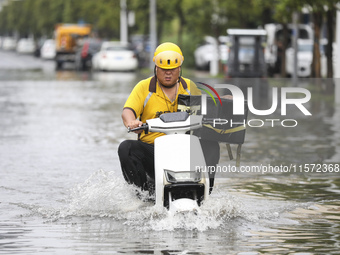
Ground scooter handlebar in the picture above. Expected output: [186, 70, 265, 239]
[127, 123, 149, 134]
[202, 118, 215, 125]
[127, 113, 204, 135]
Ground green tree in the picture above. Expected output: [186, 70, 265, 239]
[274, 0, 338, 79]
[0, 0, 337, 73]
[323, 0, 338, 79]
[273, 0, 305, 77]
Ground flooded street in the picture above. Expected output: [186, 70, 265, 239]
[1, 50, 340, 254]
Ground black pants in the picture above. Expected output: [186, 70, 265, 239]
[118, 139, 220, 194]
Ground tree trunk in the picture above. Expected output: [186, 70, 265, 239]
[312, 11, 322, 78]
[326, 9, 334, 78]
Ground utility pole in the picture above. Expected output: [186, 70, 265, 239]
[120, 0, 128, 44]
[210, 38, 219, 76]
[149, 0, 157, 70]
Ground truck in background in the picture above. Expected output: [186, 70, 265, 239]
[54, 23, 92, 69]
[225, 29, 267, 78]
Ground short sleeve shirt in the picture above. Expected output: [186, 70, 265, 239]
[124, 76, 200, 144]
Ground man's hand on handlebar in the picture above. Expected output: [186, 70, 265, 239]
[128, 123, 148, 133]
[127, 120, 144, 134]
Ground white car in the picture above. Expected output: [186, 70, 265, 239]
[2, 37, 17, 51]
[285, 39, 335, 77]
[194, 44, 229, 70]
[16, 38, 36, 54]
[194, 36, 229, 70]
[92, 41, 138, 71]
[285, 40, 313, 77]
[40, 39, 56, 60]
[265, 23, 314, 74]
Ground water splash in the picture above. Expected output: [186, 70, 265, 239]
[21, 170, 308, 231]
[124, 194, 245, 232]
[54, 170, 249, 231]
[64, 169, 147, 217]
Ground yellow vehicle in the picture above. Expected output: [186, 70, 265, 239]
[54, 24, 92, 69]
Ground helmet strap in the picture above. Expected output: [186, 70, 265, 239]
[178, 67, 183, 82]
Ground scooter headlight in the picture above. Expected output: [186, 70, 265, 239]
[164, 170, 201, 183]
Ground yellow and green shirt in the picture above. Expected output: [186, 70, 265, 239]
[124, 76, 201, 144]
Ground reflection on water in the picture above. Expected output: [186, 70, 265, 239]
[0, 56, 339, 254]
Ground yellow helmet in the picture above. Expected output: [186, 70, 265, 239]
[153, 42, 184, 69]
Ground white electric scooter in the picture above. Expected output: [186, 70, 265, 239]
[129, 111, 210, 213]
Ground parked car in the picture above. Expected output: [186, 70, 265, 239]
[285, 39, 313, 77]
[2, 37, 17, 51]
[264, 23, 313, 75]
[194, 36, 229, 70]
[92, 41, 138, 72]
[40, 39, 56, 60]
[16, 38, 36, 54]
[75, 38, 102, 70]
[285, 39, 335, 77]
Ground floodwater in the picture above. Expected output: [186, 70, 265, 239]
[0, 50, 340, 254]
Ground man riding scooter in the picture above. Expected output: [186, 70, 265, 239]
[118, 42, 220, 197]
